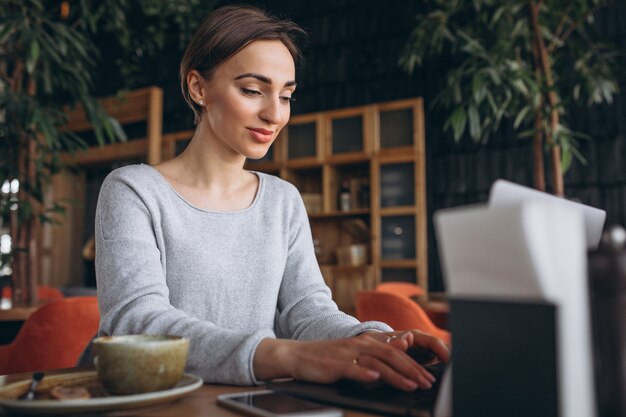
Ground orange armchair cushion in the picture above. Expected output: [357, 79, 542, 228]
[356, 290, 451, 345]
[0, 296, 99, 375]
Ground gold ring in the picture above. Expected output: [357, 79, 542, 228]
[386, 335, 400, 343]
[352, 357, 359, 365]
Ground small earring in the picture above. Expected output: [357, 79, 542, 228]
[198, 99, 204, 106]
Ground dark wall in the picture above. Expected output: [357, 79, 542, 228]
[94, 0, 626, 291]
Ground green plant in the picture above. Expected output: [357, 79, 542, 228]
[0, 0, 129, 303]
[400, 0, 619, 195]
[0, 0, 220, 304]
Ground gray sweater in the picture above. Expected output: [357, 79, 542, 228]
[95, 165, 391, 385]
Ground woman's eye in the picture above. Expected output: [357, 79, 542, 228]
[280, 96, 295, 104]
[241, 88, 261, 96]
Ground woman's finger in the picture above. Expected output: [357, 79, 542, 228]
[357, 354, 433, 391]
[342, 356, 382, 383]
[409, 330, 451, 363]
[355, 337, 436, 387]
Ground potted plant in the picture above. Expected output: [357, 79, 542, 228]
[0, 0, 127, 304]
[1, 0, 222, 305]
[400, 0, 619, 196]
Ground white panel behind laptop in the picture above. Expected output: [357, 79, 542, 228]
[489, 179, 606, 248]
[434, 200, 596, 417]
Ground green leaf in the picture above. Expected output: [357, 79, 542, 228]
[447, 107, 467, 142]
[513, 105, 530, 129]
[483, 68, 501, 85]
[490, 6, 506, 28]
[26, 38, 40, 74]
[517, 128, 536, 139]
[560, 143, 573, 173]
[573, 84, 581, 101]
[0, 23, 13, 43]
[468, 104, 481, 141]
[512, 79, 528, 96]
[485, 90, 498, 114]
[107, 117, 127, 142]
[472, 73, 486, 104]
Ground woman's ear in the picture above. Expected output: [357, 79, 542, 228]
[187, 70, 205, 104]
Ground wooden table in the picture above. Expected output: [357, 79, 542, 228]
[0, 368, 378, 417]
[0, 304, 40, 322]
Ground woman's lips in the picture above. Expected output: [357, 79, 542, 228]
[247, 128, 274, 143]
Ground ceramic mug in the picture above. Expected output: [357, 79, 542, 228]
[93, 335, 189, 395]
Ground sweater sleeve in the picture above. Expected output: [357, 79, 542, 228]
[274, 189, 392, 340]
[95, 172, 274, 385]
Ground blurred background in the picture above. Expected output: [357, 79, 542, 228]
[2, 0, 625, 303]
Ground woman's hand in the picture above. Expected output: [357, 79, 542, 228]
[253, 331, 450, 391]
[366, 330, 450, 365]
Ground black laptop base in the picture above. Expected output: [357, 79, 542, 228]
[269, 362, 446, 417]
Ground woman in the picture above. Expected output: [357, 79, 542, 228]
[95, 5, 449, 390]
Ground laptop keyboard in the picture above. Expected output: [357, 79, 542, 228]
[270, 362, 447, 417]
[331, 362, 445, 410]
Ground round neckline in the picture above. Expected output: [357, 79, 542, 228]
[142, 164, 264, 215]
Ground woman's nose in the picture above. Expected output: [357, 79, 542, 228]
[259, 97, 283, 124]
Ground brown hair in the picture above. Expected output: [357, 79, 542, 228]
[180, 5, 307, 123]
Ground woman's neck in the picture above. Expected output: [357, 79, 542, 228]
[153, 125, 259, 211]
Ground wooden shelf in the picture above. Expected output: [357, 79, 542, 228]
[326, 153, 371, 165]
[379, 206, 416, 216]
[309, 209, 370, 219]
[380, 259, 418, 268]
[285, 159, 323, 169]
[251, 97, 427, 312]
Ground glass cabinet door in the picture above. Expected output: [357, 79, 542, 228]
[381, 268, 417, 284]
[380, 108, 413, 149]
[379, 162, 415, 207]
[331, 115, 363, 154]
[380, 215, 416, 260]
[287, 122, 317, 159]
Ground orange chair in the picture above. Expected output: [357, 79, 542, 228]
[356, 290, 451, 345]
[375, 281, 425, 299]
[0, 296, 100, 375]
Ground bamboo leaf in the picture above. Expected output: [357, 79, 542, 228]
[512, 79, 529, 96]
[447, 107, 467, 142]
[561, 146, 573, 173]
[107, 116, 128, 142]
[0, 23, 14, 43]
[573, 84, 581, 100]
[513, 105, 530, 129]
[468, 104, 481, 141]
[569, 144, 588, 164]
[490, 6, 506, 27]
[26, 38, 40, 74]
[472, 73, 486, 104]
[517, 128, 536, 139]
[483, 67, 501, 85]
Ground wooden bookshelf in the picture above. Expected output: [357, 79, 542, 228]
[244, 97, 427, 314]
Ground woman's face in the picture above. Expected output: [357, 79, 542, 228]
[199, 40, 296, 160]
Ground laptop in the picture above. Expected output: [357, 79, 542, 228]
[270, 179, 603, 417]
[269, 361, 448, 417]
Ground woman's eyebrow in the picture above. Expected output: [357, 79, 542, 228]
[234, 73, 297, 87]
